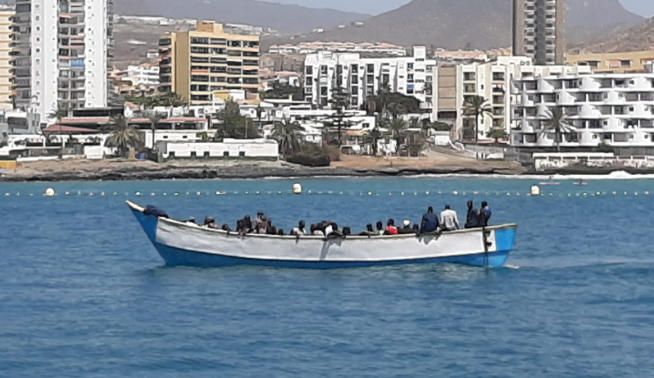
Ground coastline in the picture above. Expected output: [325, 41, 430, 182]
[0, 158, 526, 182]
[2, 157, 654, 182]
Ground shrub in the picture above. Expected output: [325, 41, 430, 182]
[286, 145, 331, 167]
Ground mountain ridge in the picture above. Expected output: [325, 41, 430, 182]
[274, 0, 644, 49]
[112, 0, 368, 34]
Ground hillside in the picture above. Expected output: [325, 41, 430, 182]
[279, 0, 643, 49]
[113, 0, 367, 34]
[572, 17, 654, 53]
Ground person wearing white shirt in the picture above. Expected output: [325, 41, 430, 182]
[440, 205, 460, 231]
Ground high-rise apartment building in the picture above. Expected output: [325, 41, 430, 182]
[159, 21, 260, 106]
[512, 0, 565, 65]
[0, 6, 14, 110]
[13, 0, 113, 121]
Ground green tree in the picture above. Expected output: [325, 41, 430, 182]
[105, 115, 143, 158]
[261, 82, 303, 101]
[255, 103, 265, 130]
[271, 118, 303, 157]
[145, 110, 164, 151]
[488, 128, 509, 144]
[542, 107, 569, 152]
[215, 99, 259, 140]
[366, 127, 383, 156]
[329, 88, 351, 145]
[389, 118, 408, 154]
[49, 102, 70, 123]
[462, 95, 493, 144]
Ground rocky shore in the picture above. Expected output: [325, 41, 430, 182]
[0, 156, 527, 182]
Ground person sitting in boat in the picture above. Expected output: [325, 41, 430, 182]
[265, 219, 277, 235]
[327, 223, 344, 238]
[221, 224, 232, 232]
[359, 224, 375, 236]
[185, 217, 197, 225]
[255, 212, 266, 232]
[243, 216, 253, 233]
[399, 220, 415, 234]
[376, 221, 385, 235]
[203, 216, 219, 229]
[479, 201, 492, 227]
[292, 221, 306, 236]
[310, 224, 324, 236]
[440, 205, 460, 231]
[386, 219, 399, 235]
[420, 206, 439, 233]
[465, 200, 480, 229]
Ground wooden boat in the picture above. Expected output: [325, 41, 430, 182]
[127, 201, 518, 269]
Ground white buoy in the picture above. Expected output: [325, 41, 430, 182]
[44, 188, 56, 197]
[530, 185, 541, 196]
[292, 183, 302, 195]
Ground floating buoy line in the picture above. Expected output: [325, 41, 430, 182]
[0, 189, 651, 199]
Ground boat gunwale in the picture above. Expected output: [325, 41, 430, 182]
[127, 200, 518, 242]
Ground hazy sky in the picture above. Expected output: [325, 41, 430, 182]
[264, 0, 654, 16]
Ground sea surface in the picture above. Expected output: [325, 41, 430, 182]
[1, 177, 653, 377]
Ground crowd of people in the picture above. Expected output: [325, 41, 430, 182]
[193, 201, 492, 238]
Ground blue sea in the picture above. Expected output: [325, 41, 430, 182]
[1, 177, 654, 377]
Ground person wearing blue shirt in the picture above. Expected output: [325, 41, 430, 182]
[420, 206, 439, 233]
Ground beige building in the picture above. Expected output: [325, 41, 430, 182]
[513, 0, 565, 65]
[567, 50, 654, 73]
[159, 21, 260, 106]
[0, 8, 13, 110]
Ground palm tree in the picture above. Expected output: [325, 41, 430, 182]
[386, 102, 407, 120]
[145, 110, 163, 151]
[271, 118, 303, 157]
[389, 118, 408, 154]
[105, 115, 143, 158]
[542, 107, 571, 152]
[329, 88, 350, 145]
[255, 103, 264, 130]
[367, 127, 382, 156]
[49, 102, 69, 123]
[49, 102, 71, 157]
[462, 95, 493, 144]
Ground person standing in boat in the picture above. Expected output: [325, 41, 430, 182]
[479, 201, 492, 227]
[440, 205, 460, 231]
[465, 200, 480, 229]
[420, 206, 439, 233]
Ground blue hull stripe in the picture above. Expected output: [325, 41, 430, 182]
[130, 205, 513, 269]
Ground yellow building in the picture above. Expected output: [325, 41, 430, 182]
[0, 8, 13, 110]
[567, 50, 654, 73]
[159, 21, 260, 106]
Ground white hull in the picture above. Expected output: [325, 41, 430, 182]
[128, 201, 518, 269]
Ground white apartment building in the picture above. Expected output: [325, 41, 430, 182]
[14, 0, 113, 123]
[0, 6, 14, 111]
[126, 64, 160, 87]
[304, 47, 437, 113]
[512, 73, 654, 148]
[456, 56, 590, 141]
